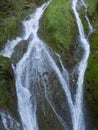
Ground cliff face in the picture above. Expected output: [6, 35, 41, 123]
[0, 0, 98, 129]
[40, 0, 98, 129]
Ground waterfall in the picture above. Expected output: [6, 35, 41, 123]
[0, 1, 52, 130]
[0, 0, 93, 130]
[72, 0, 92, 130]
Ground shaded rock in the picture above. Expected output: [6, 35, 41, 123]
[0, 56, 19, 120]
[11, 39, 29, 64]
[0, 114, 5, 130]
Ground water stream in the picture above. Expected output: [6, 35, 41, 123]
[0, 0, 93, 130]
[72, 0, 92, 130]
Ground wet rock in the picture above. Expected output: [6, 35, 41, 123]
[0, 110, 23, 130]
[0, 56, 20, 121]
[11, 39, 29, 64]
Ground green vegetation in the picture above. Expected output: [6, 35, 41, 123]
[39, 0, 98, 128]
[84, 0, 98, 128]
[0, 56, 18, 115]
[0, 0, 46, 50]
[0, 0, 98, 128]
[0, 56, 14, 107]
[39, 0, 77, 54]
[0, 0, 33, 50]
[86, 0, 98, 15]
[85, 32, 98, 128]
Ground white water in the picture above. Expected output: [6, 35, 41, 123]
[13, 2, 52, 130]
[72, 0, 91, 130]
[0, 0, 73, 129]
[85, 15, 94, 37]
[1, 112, 10, 130]
[0, 111, 21, 130]
[0, 1, 52, 130]
[0, 0, 92, 130]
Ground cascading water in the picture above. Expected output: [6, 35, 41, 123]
[0, 111, 21, 130]
[0, 1, 52, 130]
[72, 0, 92, 130]
[13, 2, 52, 130]
[0, 0, 93, 130]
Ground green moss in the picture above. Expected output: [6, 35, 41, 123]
[85, 30, 98, 127]
[86, 0, 98, 15]
[85, 53, 98, 127]
[0, 55, 22, 120]
[0, 0, 46, 50]
[0, 56, 14, 106]
[90, 31, 98, 51]
[86, 0, 98, 27]
[0, 56, 17, 115]
[0, 0, 32, 50]
[39, 0, 77, 54]
[84, 0, 98, 128]
[80, 13, 89, 35]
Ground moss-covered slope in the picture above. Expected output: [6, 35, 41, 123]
[0, 56, 18, 116]
[39, 0, 77, 54]
[40, 0, 98, 129]
[84, 0, 98, 128]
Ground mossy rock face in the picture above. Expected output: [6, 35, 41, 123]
[86, 0, 98, 16]
[84, 0, 98, 129]
[0, 56, 18, 117]
[39, 0, 98, 129]
[39, 0, 77, 54]
[39, 0, 79, 72]
[85, 30, 98, 128]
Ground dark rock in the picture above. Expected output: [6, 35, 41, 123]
[0, 56, 19, 121]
